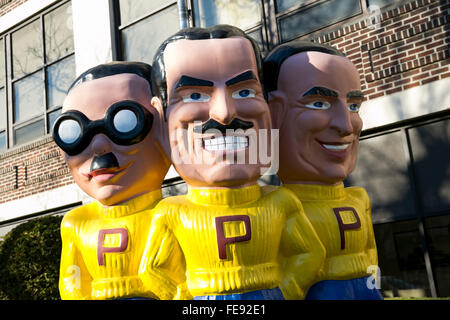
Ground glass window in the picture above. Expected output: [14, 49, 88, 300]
[193, 0, 262, 30]
[119, 0, 169, 25]
[14, 118, 44, 146]
[46, 55, 76, 108]
[374, 220, 432, 298]
[276, 0, 309, 13]
[247, 28, 263, 51]
[121, 4, 179, 64]
[13, 71, 45, 124]
[0, 131, 5, 152]
[44, 1, 74, 63]
[0, 38, 4, 87]
[0, 1, 75, 151]
[0, 88, 5, 130]
[278, 0, 362, 41]
[11, 19, 43, 79]
[346, 131, 416, 224]
[424, 215, 450, 297]
[408, 119, 450, 215]
[48, 108, 61, 132]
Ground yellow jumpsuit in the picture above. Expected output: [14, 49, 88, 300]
[59, 190, 161, 300]
[284, 183, 381, 299]
[138, 184, 325, 300]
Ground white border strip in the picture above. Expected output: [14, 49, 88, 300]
[361, 78, 450, 130]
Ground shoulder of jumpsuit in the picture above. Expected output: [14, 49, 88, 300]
[150, 194, 190, 220]
[261, 184, 306, 216]
[344, 186, 370, 209]
[60, 201, 99, 231]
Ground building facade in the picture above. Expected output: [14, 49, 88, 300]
[0, 0, 448, 298]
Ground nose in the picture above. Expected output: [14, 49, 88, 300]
[329, 100, 354, 137]
[209, 88, 237, 125]
[90, 134, 113, 156]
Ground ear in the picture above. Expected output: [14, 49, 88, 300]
[267, 90, 288, 130]
[151, 96, 171, 159]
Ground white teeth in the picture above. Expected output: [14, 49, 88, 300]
[203, 136, 248, 151]
[322, 143, 350, 151]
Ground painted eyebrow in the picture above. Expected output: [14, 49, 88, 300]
[225, 70, 257, 87]
[175, 75, 214, 89]
[302, 86, 339, 98]
[347, 90, 364, 99]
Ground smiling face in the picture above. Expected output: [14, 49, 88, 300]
[161, 37, 272, 188]
[271, 51, 363, 185]
[61, 73, 170, 206]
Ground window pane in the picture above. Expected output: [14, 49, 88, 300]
[247, 28, 263, 52]
[0, 38, 4, 87]
[122, 4, 179, 64]
[276, 0, 309, 13]
[0, 87, 5, 130]
[194, 0, 262, 30]
[424, 215, 450, 297]
[46, 55, 76, 109]
[48, 108, 61, 133]
[119, 0, 171, 26]
[374, 220, 432, 298]
[278, 0, 362, 41]
[0, 131, 5, 151]
[346, 131, 416, 224]
[12, 19, 43, 79]
[408, 119, 450, 215]
[14, 118, 44, 146]
[13, 71, 45, 123]
[44, 1, 74, 63]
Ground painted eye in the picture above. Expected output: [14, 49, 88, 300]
[232, 88, 256, 99]
[348, 103, 361, 113]
[305, 100, 331, 110]
[113, 109, 138, 133]
[58, 119, 81, 144]
[182, 92, 210, 103]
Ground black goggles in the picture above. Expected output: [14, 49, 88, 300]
[52, 100, 153, 156]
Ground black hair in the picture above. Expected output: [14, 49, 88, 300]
[67, 61, 153, 93]
[263, 40, 345, 92]
[151, 24, 265, 119]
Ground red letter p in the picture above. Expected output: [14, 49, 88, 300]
[215, 215, 251, 260]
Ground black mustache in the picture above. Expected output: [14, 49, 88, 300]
[194, 118, 254, 134]
[90, 152, 119, 173]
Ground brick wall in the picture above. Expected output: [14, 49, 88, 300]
[313, 0, 450, 101]
[0, 138, 73, 205]
[0, 0, 28, 17]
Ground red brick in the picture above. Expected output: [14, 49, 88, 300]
[421, 75, 440, 85]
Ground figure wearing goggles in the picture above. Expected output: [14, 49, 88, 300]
[55, 62, 171, 299]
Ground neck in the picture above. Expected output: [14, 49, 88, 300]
[187, 183, 261, 206]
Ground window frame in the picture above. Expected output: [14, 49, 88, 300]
[0, 0, 75, 151]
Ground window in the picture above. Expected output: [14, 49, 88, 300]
[424, 215, 450, 297]
[408, 119, 450, 216]
[374, 220, 432, 298]
[346, 130, 416, 224]
[276, 0, 363, 42]
[0, 1, 75, 151]
[193, 0, 264, 50]
[118, 0, 180, 64]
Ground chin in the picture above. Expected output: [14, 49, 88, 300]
[92, 186, 128, 206]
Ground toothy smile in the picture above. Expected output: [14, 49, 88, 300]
[203, 136, 249, 151]
[321, 143, 350, 151]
